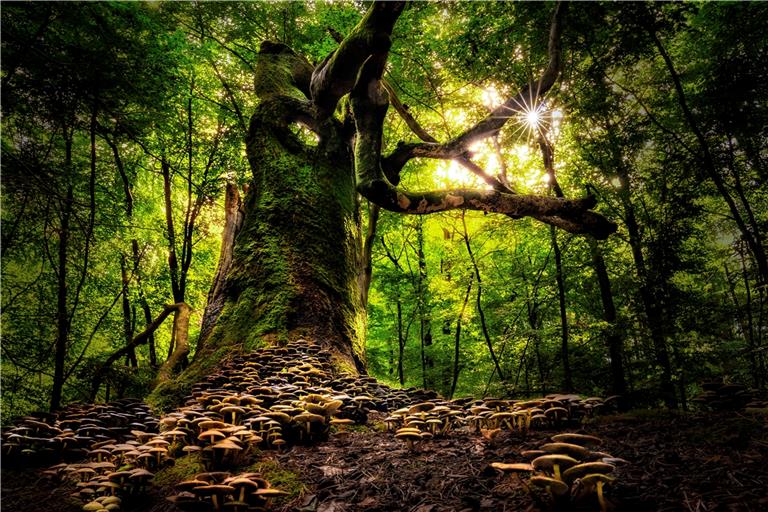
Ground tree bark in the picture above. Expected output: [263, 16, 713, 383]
[449, 274, 474, 399]
[198, 182, 245, 353]
[588, 238, 627, 399]
[157, 303, 192, 383]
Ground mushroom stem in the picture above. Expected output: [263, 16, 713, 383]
[553, 464, 562, 481]
[597, 481, 607, 512]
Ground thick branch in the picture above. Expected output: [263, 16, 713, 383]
[310, 1, 405, 118]
[350, 50, 616, 239]
[254, 41, 314, 101]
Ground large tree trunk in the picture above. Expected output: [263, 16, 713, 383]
[148, 48, 366, 410]
[148, 1, 615, 410]
[198, 99, 364, 363]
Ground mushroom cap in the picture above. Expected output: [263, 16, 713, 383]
[191, 483, 236, 496]
[490, 462, 534, 473]
[82, 501, 105, 512]
[529, 475, 569, 496]
[176, 479, 210, 491]
[253, 488, 289, 497]
[540, 442, 591, 460]
[520, 449, 547, 459]
[213, 439, 242, 451]
[129, 468, 154, 481]
[294, 412, 325, 424]
[407, 402, 435, 414]
[551, 433, 603, 448]
[224, 477, 261, 490]
[544, 406, 569, 417]
[562, 462, 615, 483]
[394, 430, 422, 441]
[531, 454, 579, 473]
[196, 471, 232, 483]
[198, 429, 226, 442]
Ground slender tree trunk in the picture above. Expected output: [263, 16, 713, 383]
[416, 219, 433, 389]
[550, 225, 571, 391]
[157, 303, 192, 383]
[620, 183, 677, 408]
[51, 181, 73, 412]
[360, 203, 380, 309]
[462, 213, 505, 383]
[449, 275, 473, 399]
[538, 133, 571, 391]
[397, 300, 405, 386]
[588, 238, 627, 399]
[120, 255, 138, 367]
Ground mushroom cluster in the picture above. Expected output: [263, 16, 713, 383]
[386, 401, 463, 450]
[385, 394, 619, 450]
[493, 433, 627, 511]
[693, 379, 766, 411]
[2, 399, 157, 464]
[168, 471, 287, 512]
[3, 340, 446, 511]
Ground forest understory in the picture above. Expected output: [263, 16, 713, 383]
[2, 342, 766, 512]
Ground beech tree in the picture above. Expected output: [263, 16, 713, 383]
[151, 1, 616, 406]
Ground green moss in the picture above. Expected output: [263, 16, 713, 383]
[147, 346, 239, 414]
[153, 453, 205, 487]
[242, 458, 307, 502]
[151, 93, 367, 407]
[332, 423, 374, 434]
[331, 355, 357, 376]
[146, 379, 191, 415]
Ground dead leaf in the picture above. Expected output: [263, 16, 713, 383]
[317, 465, 344, 477]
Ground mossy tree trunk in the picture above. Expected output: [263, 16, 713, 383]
[150, 1, 616, 410]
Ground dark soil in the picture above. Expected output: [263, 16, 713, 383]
[276, 410, 768, 512]
[5, 409, 765, 512]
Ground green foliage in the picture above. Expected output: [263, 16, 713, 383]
[1, 1, 765, 417]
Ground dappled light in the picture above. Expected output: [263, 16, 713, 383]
[2, 2, 767, 512]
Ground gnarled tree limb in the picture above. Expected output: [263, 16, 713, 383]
[383, 2, 568, 177]
[349, 3, 616, 239]
[310, 1, 405, 119]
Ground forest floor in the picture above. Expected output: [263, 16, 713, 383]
[3, 408, 767, 512]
